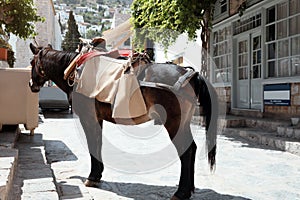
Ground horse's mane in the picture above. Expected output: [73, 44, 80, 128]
[42, 49, 78, 70]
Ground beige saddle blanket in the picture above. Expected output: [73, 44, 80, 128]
[75, 55, 147, 118]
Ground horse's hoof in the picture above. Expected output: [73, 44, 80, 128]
[170, 196, 189, 200]
[84, 179, 100, 187]
[171, 190, 191, 200]
[170, 196, 181, 200]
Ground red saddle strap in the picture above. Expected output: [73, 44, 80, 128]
[76, 51, 105, 66]
[76, 50, 122, 66]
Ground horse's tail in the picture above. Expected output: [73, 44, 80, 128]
[194, 73, 218, 171]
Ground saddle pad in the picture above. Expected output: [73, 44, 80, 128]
[75, 56, 147, 118]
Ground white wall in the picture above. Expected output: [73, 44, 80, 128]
[154, 30, 202, 70]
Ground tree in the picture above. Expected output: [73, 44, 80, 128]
[62, 11, 81, 51]
[131, 0, 217, 78]
[86, 29, 100, 39]
[0, 0, 44, 39]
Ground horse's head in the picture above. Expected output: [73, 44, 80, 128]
[29, 43, 53, 92]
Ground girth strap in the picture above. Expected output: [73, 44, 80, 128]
[139, 69, 198, 104]
[173, 69, 196, 91]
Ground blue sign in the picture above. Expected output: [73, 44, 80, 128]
[263, 83, 291, 106]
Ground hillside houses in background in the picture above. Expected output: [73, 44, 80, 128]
[7, 0, 132, 68]
[55, 1, 131, 40]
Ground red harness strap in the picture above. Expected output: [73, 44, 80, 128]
[76, 51, 105, 66]
[76, 50, 122, 66]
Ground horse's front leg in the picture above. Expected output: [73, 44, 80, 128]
[72, 92, 104, 187]
[81, 119, 104, 187]
[85, 153, 104, 187]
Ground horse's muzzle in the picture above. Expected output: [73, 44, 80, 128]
[29, 79, 40, 93]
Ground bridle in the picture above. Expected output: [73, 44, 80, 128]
[32, 48, 49, 78]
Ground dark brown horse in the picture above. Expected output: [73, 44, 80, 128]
[29, 43, 218, 200]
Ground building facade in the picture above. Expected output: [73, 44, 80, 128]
[12, 0, 62, 68]
[211, 0, 300, 118]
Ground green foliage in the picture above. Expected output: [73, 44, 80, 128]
[61, 11, 81, 51]
[131, 0, 216, 50]
[7, 48, 15, 68]
[0, 0, 44, 39]
[86, 29, 100, 39]
[83, 12, 103, 25]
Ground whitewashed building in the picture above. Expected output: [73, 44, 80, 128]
[10, 0, 62, 68]
[210, 0, 300, 118]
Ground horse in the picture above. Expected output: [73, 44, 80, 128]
[29, 43, 218, 200]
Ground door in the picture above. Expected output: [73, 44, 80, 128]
[237, 32, 262, 109]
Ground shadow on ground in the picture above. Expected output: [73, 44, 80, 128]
[44, 140, 78, 163]
[220, 133, 281, 152]
[69, 176, 251, 200]
[41, 109, 73, 119]
[11, 133, 80, 199]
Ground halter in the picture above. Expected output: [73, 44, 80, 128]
[33, 49, 47, 78]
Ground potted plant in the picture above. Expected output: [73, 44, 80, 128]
[0, 37, 15, 67]
[0, 37, 8, 61]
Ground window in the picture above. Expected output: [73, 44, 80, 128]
[220, 0, 227, 13]
[124, 38, 130, 46]
[266, 0, 300, 78]
[233, 13, 261, 35]
[238, 40, 248, 80]
[212, 26, 232, 83]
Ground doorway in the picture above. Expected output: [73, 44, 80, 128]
[236, 32, 262, 109]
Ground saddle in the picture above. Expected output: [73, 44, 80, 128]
[65, 37, 197, 118]
[64, 50, 121, 80]
[65, 43, 148, 118]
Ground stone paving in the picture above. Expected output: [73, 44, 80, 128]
[2, 112, 300, 200]
[0, 126, 19, 200]
[9, 130, 58, 200]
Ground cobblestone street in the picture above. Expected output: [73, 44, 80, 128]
[8, 112, 300, 200]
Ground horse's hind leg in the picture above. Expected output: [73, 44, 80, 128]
[165, 121, 195, 200]
[190, 141, 197, 193]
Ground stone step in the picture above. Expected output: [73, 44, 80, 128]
[194, 115, 290, 132]
[230, 108, 263, 118]
[277, 126, 300, 140]
[0, 148, 18, 200]
[221, 114, 291, 132]
[0, 125, 20, 200]
[244, 117, 290, 132]
[11, 132, 60, 200]
[220, 116, 246, 128]
[223, 127, 300, 156]
[192, 115, 247, 128]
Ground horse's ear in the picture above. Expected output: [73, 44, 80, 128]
[47, 44, 53, 49]
[30, 43, 39, 55]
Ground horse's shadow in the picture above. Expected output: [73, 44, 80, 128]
[44, 139, 78, 163]
[70, 176, 251, 200]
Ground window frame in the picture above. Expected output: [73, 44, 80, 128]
[265, 0, 300, 78]
[212, 25, 232, 84]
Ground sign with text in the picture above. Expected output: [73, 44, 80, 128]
[263, 83, 291, 106]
